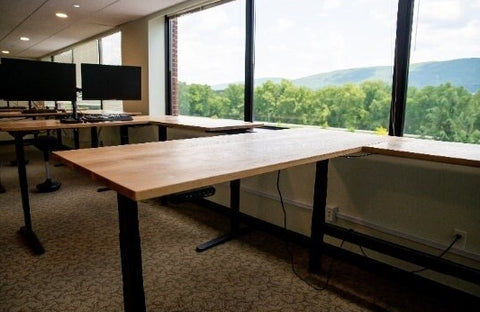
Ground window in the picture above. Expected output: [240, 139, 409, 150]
[50, 32, 123, 111]
[168, 0, 478, 142]
[53, 50, 73, 63]
[254, 0, 396, 132]
[73, 40, 100, 110]
[171, 0, 246, 119]
[100, 32, 122, 111]
[404, 0, 480, 144]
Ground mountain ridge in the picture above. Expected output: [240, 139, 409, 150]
[212, 58, 480, 93]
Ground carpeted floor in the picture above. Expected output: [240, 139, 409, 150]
[0, 143, 478, 311]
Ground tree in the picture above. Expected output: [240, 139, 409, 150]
[218, 84, 244, 119]
[321, 84, 367, 130]
[359, 80, 391, 130]
[178, 79, 479, 144]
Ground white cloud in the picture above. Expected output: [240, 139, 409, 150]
[321, 0, 341, 11]
[418, 0, 462, 24]
[276, 18, 294, 31]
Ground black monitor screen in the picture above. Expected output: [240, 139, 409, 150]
[81, 63, 141, 100]
[0, 58, 76, 101]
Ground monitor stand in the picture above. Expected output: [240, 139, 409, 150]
[60, 100, 82, 124]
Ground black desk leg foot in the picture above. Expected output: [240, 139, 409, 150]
[19, 226, 45, 255]
[196, 179, 244, 252]
[117, 193, 146, 312]
[196, 233, 234, 252]
[0, 182, 5, 193]
[196, 227, 250, 252]
[309, 160, 329, 273]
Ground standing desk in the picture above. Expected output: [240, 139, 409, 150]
[0, 117, 151, 254]
[0, 115, 262, 255]
[148, 115, 264, 141]
[0, 110, 142, 148]
[53, 128, 387, 312]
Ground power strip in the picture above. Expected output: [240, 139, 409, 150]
[166, 186, 216, 203]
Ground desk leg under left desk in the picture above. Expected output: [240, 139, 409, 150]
[14, 131, 45, 255]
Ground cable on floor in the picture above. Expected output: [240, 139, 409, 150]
[276, 170, 345, 291]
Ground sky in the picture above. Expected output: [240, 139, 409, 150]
[177, 0, 480, 86]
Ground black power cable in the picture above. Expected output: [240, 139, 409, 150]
[276, 170, 345, 291]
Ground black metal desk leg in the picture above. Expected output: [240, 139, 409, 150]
[73, 128, 80, 149]
[309, 160, 329, 273]
[196, 179, 243, 252]
[120, 126, 129, 145]
[0, 163, 5, 193]
[158, 126, 167, 142]
[14, 132, 45, 255]
[56, 129, 63, 146]
[117, 194, 146, 312]
[91, 127, 99, 148]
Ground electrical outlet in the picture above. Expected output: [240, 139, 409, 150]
[453, 229, 467, 250]
[326, 206, 338, 222]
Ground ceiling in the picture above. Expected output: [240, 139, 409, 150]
[0, 0, 189, 59]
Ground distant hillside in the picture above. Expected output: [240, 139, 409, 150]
[292, 58, 480, 92]
[408, 58, 480, 92]
[212, 58, 480, 93]
[292, 66, 392, 90]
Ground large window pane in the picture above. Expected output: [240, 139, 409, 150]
[254, 0, 397, 132]
[405, 0, 480, 143]
[74, 40, 100, 110]
[53, 50, 73, 63]
[101, 32, 123, 111]
[174, 0, 245, 119]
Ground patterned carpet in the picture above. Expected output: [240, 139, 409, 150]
[0, 144, 478, 311]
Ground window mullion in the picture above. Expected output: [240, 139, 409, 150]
[244, 0, 254, 122]
[389, 0, 415, 136]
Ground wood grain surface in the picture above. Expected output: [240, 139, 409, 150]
[53, 128, 386, 201]
[0, 115, 261, 132]
[148, 115, 263, 132]
[364, 136, 480, 167]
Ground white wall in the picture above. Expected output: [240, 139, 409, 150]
[120, 19, 149, 115]
[205, 151, 480, 296]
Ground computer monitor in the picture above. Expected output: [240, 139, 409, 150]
[81, 63, 141, 100]
[0, 58, 76, 101]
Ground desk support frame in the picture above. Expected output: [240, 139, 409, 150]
[120, 126, 129, 145]
[14, 131, 45, 255]
[196, 179, 243, 252]
[117, 194, 146, 312]
[158, 126, 167, 142]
